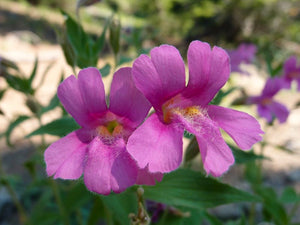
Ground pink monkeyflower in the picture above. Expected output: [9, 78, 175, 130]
[227, 43, 257, 75]
[127, 41, 264, 177]
[248, 77, 289, 123]
[44, 67, 162, 195]
[280, 56, 300, 90]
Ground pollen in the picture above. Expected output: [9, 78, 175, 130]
[96, 120, 123, 137]
[261, 98, 272, 106]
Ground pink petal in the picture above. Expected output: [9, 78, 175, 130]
[132, 45, 185, 111]
[78, 67, 107, 117]
[184, 40, 230, 106]
[257, 105, 273, 123]
[208, 105, 263, 150]
[136, 166, 163, 186]
[196, 129, 235, 177]
[268, 101, 289, 123]
[109, 67, 151, 127]
[58, 68, 107, 128]
[127, 113, 184, 173]
[44, 129, 89, 179]
[262, 77, 281, 97]
[84, 137, 138, 195]
[173, 112, 234, 177]
[284, 56, 297, 75]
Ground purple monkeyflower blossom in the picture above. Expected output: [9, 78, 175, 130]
[248, 77, 289, 123]
[280, 56, 300, 90]
[44, 67, 162, 195]
[127, 41, 264, 177]
[227, 43, 257, 75]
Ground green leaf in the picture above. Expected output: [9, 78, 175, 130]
[28, 57, 38, 86]
[6, 115, 31, 146]
[210, 88, 236, 105]
[229, 144, 267, 164]
[39, 94, 60, 115]
[26, 117, 80, 137]
[91, 18, 110, 58]
[203, 212, 223, 225]
[0, 89, 6, 100]
[117, 55, 133, 66]
[254, 186, 288, 225]
[87, 197, 106, 225]
[157, 207, 205, 225]
[109, 17, 121, 55]
[143, 169, 260, 210]
[279, 187, 300, 203]
[5, 74, 33, 94]
[62, 183, 92, 214]
[100, 189, 138, 225]
[99, 63, 111, 77]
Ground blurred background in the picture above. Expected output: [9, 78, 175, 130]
[0, 0, 300, 224]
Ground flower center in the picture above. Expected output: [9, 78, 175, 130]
[261, 97, 272, 106]
[96, 120, 124, 137]
[287, 71, 299, 79]
[163, 104, 201, 123]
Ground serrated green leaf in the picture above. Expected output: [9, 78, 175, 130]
[143, 169, 260, 210]
[26, 117, 80, 137]
[6, 115, 31, 146]
[99, 63, 111, 77]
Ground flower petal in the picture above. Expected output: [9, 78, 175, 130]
[132, 45, 185, 111]
[78, 67, 107, 117]
[127, 113, 184, 173]
[109, 67, 151, 127]
[257, 105, 273, 123]
[208, 105, 263, 150]
[184, 40, 230, 106]
[268, 101, 289, 123]
[136, 166, 163, 186]
[84, 137, 138, 195]
[196, 130, 234, 177]
[284, 56, 297, 75]
[44, 129, 89, 179]
[262, 77, 281, 97]
[58, 68, 107, 128]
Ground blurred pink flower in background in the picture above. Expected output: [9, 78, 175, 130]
[44, 67, 162, 195]
[248, 77, 289, 123]
[227, 43, 257, 75]
[280, 56, 300, 90]
[127, 41, 263, 177]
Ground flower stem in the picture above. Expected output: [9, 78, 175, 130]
[49, 178, 70, 225]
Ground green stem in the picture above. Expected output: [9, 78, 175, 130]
[0, 157, 29, 224]
[49, 179, 70, 225]
[248, 203, 256, 225]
